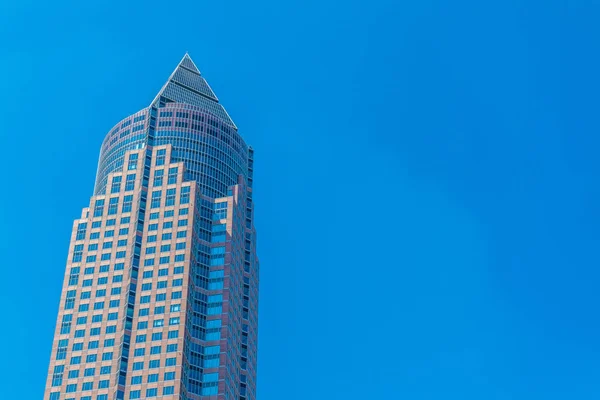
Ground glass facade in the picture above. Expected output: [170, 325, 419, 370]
[45, 54, 259, 400]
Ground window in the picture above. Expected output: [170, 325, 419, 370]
[154, 306, 165, 314]
[100, 366, 112, 375]
[90, 327, 101, 336]
[93, 199, 104, 217]
[121, 216, 131, 224]
[167, 167, 178, 184]
[113, 275, 123, 283]
[90, 232, 100, 239]
[99, 264, 110, 273]
[102, 352, 113, 361]
[131, 376, 142, 385]
[84, 367, 95, 377]
[109, 299, 120, 308]
[88, 341, 99, 349]
[164, 371, 175, 380]
[97, 277, 108, 285]
[136, 334, 147, 343]
[114, 262, 124, 271]
[72, 342, 83, 351]
[105, 325, 117, 334]
[140, 295, 151, 304]
[125, 174, 136, 191]
[165, 188, 176, 206]
[122, 195, 133, 213]
[160, 244, 171, 252]
[137, 321, 148, 330]
[165, 357, 176, 366]
[74, 329, 85, 338]
[168, 330, 178, 339]
[106, 218, 116, 226]
[155, 293, 166, 302]
[66, 383, 77, 393]
[134, 348, 146, 357]
[132, 362, 144, 371]
[70, 356, 81, 365]
[68, 370, 79, 379]
[108, 197, 119, 215]
[82, 382, 93, 391]
[151, 190, 162, 208]
[167, 343, 178, 352]
[158, 268, 169, 276]
[147, 373, 159, 382]
[139, 308, 149, 316]
[130, 390, 141, 399]
[92, 314, 102, 323]
[86, 354, 97, 363]
[151, 332, 162, 341]
[153, 319, 164, 328]
[174, 266, 184, 274]
[172, 279, 183, 287]
[76, 222, 87, 240]
[128, 158, 137, 170]
[169, 317, 180, 325]
[163, 386, 175, 395]
[180, 186, 190, 204]
[119, 228, 129, 236]
[163, 221, 173, 229]
[157, 281, 167, 289]
[98, 380, 109, 389]
[110, 176, 123, 194]
[102, 242, 113, 249]
[164, 209, 174, 218]
[107, 312, 119, 321]
[149, 359, 160, 368]
[179, 207, 188, 215]
[142, 270, 154, 280]
[155, 149, 166, 166]
[172, 291, 182, 299]
[170, 304, 181, 312]
[146, 388, 158, 397]
[111, 287, 121, 295]
[153, 170, 164, 187]
[104, 230, 114, 238]
[95, 289, 105, 297]
[104, 338, 115, 347]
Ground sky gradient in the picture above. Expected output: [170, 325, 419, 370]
[1, 0, 600, 398]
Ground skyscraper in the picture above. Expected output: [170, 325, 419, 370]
[44, 54, 258, 400]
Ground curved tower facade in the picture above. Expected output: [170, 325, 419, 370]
[45, 54, 259, 400]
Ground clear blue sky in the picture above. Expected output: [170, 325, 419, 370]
[1, 0, 599, 398]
